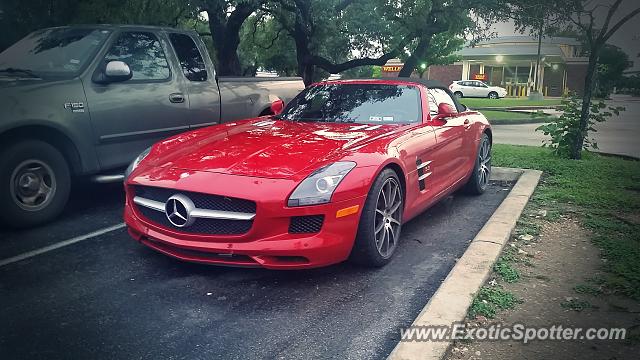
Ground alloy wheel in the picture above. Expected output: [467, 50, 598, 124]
[478, 139, 491, 188]
[374, 178, 402, 258]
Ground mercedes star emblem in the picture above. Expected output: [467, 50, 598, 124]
[164, 194, 196, 228]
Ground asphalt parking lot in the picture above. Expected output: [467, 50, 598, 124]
[0, 181, 511, 360]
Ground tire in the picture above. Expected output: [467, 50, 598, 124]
[350, 169, 403, 267]
[463, 133, 491, 195]
[454, 91, 463, 98]
[488, 91, 499, 99]
[0, 140, 71, 228]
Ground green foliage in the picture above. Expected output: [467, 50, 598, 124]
[595, 45, 632, 98]
[493, 144, 640, 300]
[560, 298, 594, 311]
[535, 95, 625, 158]
[238, 15, 298, 76]
[573, 284, 602, 296]
[0, 0, 198, 51]
[494, 259, 520, 283]
[468, 286, 520, 319]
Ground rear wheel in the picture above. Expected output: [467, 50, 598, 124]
[488, 91, 499, 99]
[351, 169, 403, 267]
[0, 140, 71, 228]
[454, 91, 463, 98]
[463, 133, 491, 195]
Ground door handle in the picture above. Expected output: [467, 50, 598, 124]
[169, 93, 185, 103]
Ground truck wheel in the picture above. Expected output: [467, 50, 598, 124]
[0, 140, 71, 228]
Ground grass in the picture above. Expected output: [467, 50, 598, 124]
[469, 286, 521, 319]
[460, 98, 562, 109]
[560, 298, 595, 311]
[493, 144, 640, 300]
[573, 284, 603, 296]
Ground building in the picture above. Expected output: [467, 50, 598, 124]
[382, 36, 589, 97]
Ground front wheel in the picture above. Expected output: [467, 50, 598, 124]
[351, 169, 403, 267]
[463, 133, 491, 195]
[454, 91, 463, 98]
[0, 140, 71, 228]
[488, 91, 499, 99]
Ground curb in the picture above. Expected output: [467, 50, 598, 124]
[387, 167, 542, 360]
[472, 105, 560, 111]
[488, 118, 549, 125]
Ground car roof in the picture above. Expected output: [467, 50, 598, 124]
[37, 24, 197, 35]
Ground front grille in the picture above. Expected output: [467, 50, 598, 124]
[289, 215, 324, 234]
[132, 185, 255, 235]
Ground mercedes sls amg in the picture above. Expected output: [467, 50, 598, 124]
[123, 78, 492, 269]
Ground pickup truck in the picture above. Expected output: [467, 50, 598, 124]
[0, 25, 304, 227]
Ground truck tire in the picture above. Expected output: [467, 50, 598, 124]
[0, 140, 71, 228]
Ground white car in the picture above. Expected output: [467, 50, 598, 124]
[449, 80, 507, 99]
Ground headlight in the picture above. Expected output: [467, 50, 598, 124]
[124, 146, 152, 179]
[287, 161, 356, 207]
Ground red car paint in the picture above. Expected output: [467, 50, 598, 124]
[124, 79, 491, 269]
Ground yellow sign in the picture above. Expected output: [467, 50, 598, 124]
[382, 66, 403, 72]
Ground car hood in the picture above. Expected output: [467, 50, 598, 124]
[489, 86, 506, 91]
[148, 118, 396, 179]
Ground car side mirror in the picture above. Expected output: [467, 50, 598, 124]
[270, 99, 285, 115]
[437, 103, 457, 117]
[93, 61, 132, 84]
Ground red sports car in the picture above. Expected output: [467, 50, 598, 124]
[123, 78, 492, 269]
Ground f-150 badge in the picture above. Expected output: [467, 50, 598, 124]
[64, 102, 85, 113]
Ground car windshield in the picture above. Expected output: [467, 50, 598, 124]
[278, 83, 422, 124]
[0, 27, 111, 78]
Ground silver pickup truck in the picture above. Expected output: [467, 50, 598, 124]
[0, 25, 304, 227]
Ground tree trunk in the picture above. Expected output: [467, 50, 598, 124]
[534, 21, 543, 92]
[398, 37, 431, 77]
[206, 1, 260, 76]
[571, 52, 599, 160]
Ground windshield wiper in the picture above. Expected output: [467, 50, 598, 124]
[0, 68, 41, 78]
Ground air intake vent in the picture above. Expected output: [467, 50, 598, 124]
[289, 215, 324, 234]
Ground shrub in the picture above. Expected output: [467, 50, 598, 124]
[535, 95, 624, 158]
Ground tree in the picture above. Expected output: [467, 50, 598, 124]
[508, 0, 640, 159]
[264, 0, 413, 85]
[201, 0, 266, 76]
[563, 0, 640, 159]
[266, 0, 498, 85]
[503, 0, 567, 94]
[0, 0, 197, 52]
[238, 14, 299, 76]
[594, 45, 631, 98]
[396, 0, 502, 77]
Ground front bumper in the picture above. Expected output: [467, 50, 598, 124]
[124, 169, 367, 269]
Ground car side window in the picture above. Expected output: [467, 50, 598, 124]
[104, 31, 170, 81]
[431, 89, 458, 113]
[427, 89, 439, 116]
[169, 33, 207, 81]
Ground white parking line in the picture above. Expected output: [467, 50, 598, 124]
[0, 223, 126, 268]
